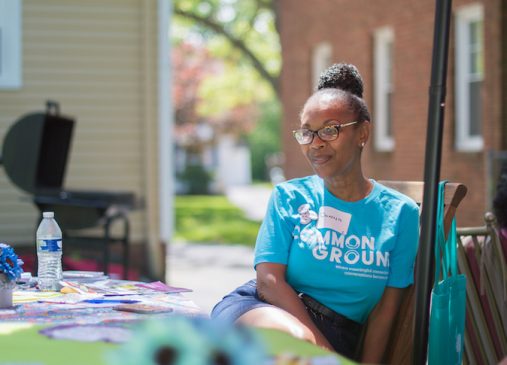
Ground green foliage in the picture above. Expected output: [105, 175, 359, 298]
[197, 62, 274, 118]
[248, 99, 281, 181]
[174, 195, 260, 246]
[173, 0, 281, 97]
[178, 164, 212, 195]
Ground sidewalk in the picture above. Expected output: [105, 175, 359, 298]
[166, 243, 255, 315]
[225, 184, 272, 221]
[166, 185, 271, 313]
[166, 184, 272, 315]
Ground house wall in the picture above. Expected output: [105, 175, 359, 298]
[0, 0, 161, 245]
[279, 0, 504, 226]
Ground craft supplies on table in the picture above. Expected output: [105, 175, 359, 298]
[0, 276, 201, 326]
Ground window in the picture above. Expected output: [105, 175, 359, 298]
[311, 42, 332, 90]
[455, 4, 484, 151]
[373, 27, 394, 151]
[0, 0, 22, 89]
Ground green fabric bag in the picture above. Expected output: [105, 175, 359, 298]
[428, 181, 467, 365]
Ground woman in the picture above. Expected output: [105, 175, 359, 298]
[212, 65, 419, 362]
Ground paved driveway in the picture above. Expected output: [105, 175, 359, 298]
[166, 184, 271, 314]
[167, 243, 255, 315]
[225, 184, 272, 221]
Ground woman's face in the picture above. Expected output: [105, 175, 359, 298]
[299, 93, 367, 181]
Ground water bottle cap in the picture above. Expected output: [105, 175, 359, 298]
[42, 212, 54, 218]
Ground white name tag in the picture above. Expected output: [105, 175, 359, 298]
[317, 206, 352, 234]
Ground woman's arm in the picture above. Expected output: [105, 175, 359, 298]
[256, 262, 334, 351]
[361, 287, 404, 363]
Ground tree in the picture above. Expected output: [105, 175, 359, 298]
[173, 0, 282, 182]
[172, 41, 258, 139]
[173, 0, 281, 97]
[172, 42, 214, 128]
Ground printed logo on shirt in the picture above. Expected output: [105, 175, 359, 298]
[316, 206, 351, 234]
[295, 204, 324, 249]
[311, 230, 390, 280]
[293, 203, 390, 281]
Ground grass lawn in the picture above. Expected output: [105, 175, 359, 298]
[174, 195, 261, 247]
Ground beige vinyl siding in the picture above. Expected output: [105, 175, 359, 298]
[0, 0, 159, 246]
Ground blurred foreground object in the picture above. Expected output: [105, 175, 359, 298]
[108, 315, 267, 365]
[0, 242, 23, 308]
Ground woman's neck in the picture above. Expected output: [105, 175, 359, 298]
[324, 174, 373, 202]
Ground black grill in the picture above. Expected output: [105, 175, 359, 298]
[0, 101, 137, 278]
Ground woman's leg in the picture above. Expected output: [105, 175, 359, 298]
[212, 280, 322, 346]
[237, 306, 316, 344]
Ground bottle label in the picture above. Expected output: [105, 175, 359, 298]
[38, 239, 62, 252]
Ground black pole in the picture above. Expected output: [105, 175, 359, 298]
[413, 0, 453, 364]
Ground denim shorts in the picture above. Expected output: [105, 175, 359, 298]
[211, 279, 274, 323]
[210, 279, 363, 359]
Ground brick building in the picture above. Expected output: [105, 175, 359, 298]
[278, 0, 507, 226]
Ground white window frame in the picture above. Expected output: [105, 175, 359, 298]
[455, 4, 484, 152]
[373, 27, 395, 151]
[0, 0, 22, 89]
[311, 42, 332, 90]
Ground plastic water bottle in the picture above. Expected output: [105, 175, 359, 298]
[36, 212, 63, 291]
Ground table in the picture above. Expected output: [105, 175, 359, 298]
[0, 276, 356, 365]
[0, 277, 202, 326]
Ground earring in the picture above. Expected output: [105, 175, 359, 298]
[360, 142, 365, 148]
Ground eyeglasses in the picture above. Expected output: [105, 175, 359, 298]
[292, 121, 359, 145]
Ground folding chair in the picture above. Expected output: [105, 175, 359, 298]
[457, 213, 507, 364]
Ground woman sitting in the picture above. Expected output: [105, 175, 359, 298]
[211, 64, 420, 363]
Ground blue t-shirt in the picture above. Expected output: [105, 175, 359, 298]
[254, 175, 420, 323]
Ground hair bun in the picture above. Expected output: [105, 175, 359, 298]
[317, 63, 364, 98]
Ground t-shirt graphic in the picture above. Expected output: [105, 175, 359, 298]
[295, 203, 323, 249]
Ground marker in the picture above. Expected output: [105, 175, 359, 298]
[82, 299, 140, 304]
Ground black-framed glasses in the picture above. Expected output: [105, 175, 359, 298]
[292, 121, 359, 145]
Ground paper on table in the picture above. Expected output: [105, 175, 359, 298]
[136, 281, 192, 293]
[84, 280, 193, 296]
[60, 280, 98, 294]
[84, 280, 141, 295]
[13, 291, 63, 304]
